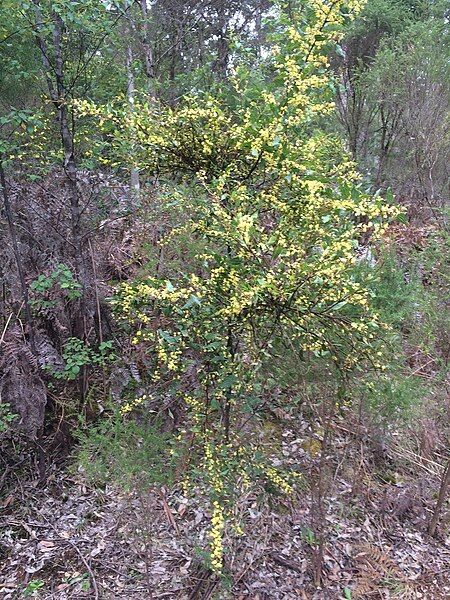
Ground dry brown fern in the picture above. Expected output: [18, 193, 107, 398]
[352, 543, 402, 599]
[0, 328, 46, 438]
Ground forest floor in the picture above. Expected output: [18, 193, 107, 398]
[1, 410, 450, 599]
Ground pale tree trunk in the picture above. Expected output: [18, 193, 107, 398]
[139, 0, 156, 99]
[125, 41, 141, 202]
[255, 2, 263, 58]
[216, 3, 229, 81]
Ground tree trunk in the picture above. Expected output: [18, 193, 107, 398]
[215, 3, 229, 80]
[32, 1, 88, 403]
[125, 41, 141, 200]
[139, 0, 156, 98]
[428, 459, 450, 537]
[0, 160, 36, 355]
[52, 11, 86, 341]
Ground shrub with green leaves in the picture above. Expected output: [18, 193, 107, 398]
[44, 338, 115, 381]
[0, 402, 17, 434]
[362, 372, 426, 423]
[102, 0, 398, 574]
[30, 263, 82, 309]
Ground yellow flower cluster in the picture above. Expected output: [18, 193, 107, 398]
[184, 395, 204, 426]
[156, 340, 183, 372]
[204, 440, 227, 572]
[261, 465, 295, 495]
[120, 394, 148, 415]
[209, 500, 225, 572]
[204, 440, 224, 495]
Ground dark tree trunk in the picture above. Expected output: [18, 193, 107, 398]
[428, 459, 450, 537]
[0, 160, 36, 355]
[33, 1, 86, 341]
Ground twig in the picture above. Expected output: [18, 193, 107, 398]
[389, 444, 444, 476]
[428, 459, 450, 537]
[269, 551, 305, 573]
[389, 449, 440, 476]
[42, 516, 100, 600]
[158, 488, 180, 535]
[0, 457, 26, 493]
[88, 238, 103, 344]
[68, 540, 100, 600]
[0, 160, 37, 354]
[188, 569, 214, 600]
[0, 308, 18, 346]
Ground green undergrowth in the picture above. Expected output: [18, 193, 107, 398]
[74, 410, 174, 491]
[352, 238, 450, 425]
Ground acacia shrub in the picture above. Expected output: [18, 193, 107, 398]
[80, 0, 398, 574]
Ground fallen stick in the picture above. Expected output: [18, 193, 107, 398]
[68, 539, 100, 600]
[269, 551, 305, 573]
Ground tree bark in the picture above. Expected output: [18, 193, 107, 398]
[125, 41, 141, 200]
[139, 0, 156, 98]
[0, 160, 36, 355]
[32, 1, 86, 341]
[428, 459, 450, 537]
[216, 3, 229, 80]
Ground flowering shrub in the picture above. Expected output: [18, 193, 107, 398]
[89, 0, 397, 573]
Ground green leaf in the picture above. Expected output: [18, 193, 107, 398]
[335, 44, 346, 58]
[218, 374, 238, 389]
[181, 295, 201, 310]
[158, 329, 177, 344]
